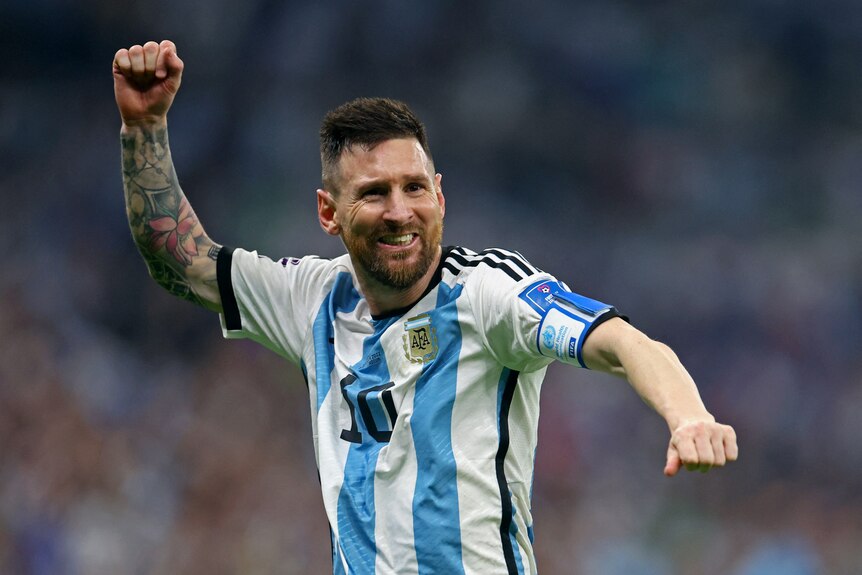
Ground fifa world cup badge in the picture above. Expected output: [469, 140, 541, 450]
[403, 313, 438, 364]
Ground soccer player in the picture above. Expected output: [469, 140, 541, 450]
[113, 40, 738, 574]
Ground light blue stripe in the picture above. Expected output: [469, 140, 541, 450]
[336, 317, 397, 574]
[404, 316, 431, 330]
[312, 272, 361, 412]
[412, 283, 465, 575]
[331, 529, 347, 575]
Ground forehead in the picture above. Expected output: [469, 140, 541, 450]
[337, 138, 432, 188]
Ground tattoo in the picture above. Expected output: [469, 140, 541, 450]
[121, 126, 218, 308]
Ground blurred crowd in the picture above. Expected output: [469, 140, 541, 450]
[1, 0, 861, 573]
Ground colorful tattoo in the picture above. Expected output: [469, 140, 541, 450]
[121, 126, 219, 307]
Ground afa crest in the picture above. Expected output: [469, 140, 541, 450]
[403, 313, 438, 364]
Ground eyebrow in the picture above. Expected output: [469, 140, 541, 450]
[353, 174, 432, 193]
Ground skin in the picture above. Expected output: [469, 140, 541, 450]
[114, 40, 738, 476]
[113, 40, 221, 311]
[581, 318, 738, 475]
[316, 139, 446, 316]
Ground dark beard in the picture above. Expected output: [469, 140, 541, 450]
[345, 225, 442, 290]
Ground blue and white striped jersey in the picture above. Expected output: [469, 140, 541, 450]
[217, 245, 621, 574]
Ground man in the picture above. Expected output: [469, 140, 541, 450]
[114, 40, 738, 574]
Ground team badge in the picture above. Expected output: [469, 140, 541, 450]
[403, 313, 438, 364]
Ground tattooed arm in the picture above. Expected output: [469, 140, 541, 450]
[114, 41, 221, 311]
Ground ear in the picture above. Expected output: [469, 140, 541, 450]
[317, 189, 340, 236]
[435, 173, 445, 218]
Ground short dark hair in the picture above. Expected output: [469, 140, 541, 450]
[319, 97, 433, 193]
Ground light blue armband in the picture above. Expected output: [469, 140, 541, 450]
[518, 279, 618, 368]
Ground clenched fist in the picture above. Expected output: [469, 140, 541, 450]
[113, 40, 184, 127]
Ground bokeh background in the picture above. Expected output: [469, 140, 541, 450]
[2, 1, 861, 573]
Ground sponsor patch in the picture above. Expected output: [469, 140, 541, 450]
[518, 279, 615, 368]
[538, 308, 587, 367]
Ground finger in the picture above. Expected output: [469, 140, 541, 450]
[143, 41, 159, 75]
[675, 437, 703, 472]
[160, 40, 184, 77]
[724, 426, 739, 461]
[155, 40, 172, 79]
[113, 49, 131, 75]
[711, 433, 726, 466]
[694, 433, 716, 467]
[129, 44, 145, 77]
[664, 446, 681, 477]
[673, 436, 699, 468]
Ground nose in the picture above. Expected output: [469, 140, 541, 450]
[382, 188, 412, 226]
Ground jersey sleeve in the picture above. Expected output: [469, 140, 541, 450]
[217, 246, 332, 364]
[467, 258, 624, 372]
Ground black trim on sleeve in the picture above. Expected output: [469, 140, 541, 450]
[583, 307, 629, 341]
[217, 246, 242, 331]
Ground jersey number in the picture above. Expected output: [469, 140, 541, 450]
[339, 374, 398, 443]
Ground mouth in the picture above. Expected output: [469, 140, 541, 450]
[377, 233, 419, 248]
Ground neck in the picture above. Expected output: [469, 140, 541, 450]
[352, 247, 442, 317]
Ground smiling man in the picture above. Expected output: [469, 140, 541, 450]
[114, 40, 738, 575]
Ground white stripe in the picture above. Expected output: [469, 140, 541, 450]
[373, 290, 440, 574]
[451, 296, 512, 573]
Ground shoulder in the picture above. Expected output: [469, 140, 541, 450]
[226, 247, 353, 299]
[440, 246, 544, 287]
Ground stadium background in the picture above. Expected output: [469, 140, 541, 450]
[1, 1, 861, 573]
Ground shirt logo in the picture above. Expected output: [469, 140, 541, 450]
[542, 325, 556, 349]
[403, 313, 438, 364]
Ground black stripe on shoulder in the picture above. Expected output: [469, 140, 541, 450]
[216, 246, 242, 331]
[495, 368, 521, 575]
[445, 249, 524, 282]
[481, 248, 540, 276]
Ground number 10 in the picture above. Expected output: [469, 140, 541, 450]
[339, 374, 398, 443]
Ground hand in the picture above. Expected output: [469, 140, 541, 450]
[113, 40, 184, 127]
[664, 419, 738, 476]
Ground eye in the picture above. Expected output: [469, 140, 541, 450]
[406, 183, 425, 194]
[360, 187, 385, 199]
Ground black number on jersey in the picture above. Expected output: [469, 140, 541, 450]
[339, 375, 398, 444]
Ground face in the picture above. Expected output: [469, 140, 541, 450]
[317, 138, 445, 290]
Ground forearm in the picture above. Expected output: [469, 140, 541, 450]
[618, 337, 713, 431]
[583, 319, 712, 430]
[583, 318, 737, 474]
[121, 122, 221, 310]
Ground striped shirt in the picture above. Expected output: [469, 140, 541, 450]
[218, 245, 620, 574]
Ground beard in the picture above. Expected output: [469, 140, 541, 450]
[343, 221, 443, 290]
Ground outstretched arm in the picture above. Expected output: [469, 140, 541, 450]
[114, 40, 222, 311]
[581, 317, 738, 476]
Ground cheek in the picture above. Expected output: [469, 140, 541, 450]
[343, 204, 380, 235]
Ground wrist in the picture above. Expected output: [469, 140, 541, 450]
[667, 411, 715, 432]
[121, 117, 168, 133]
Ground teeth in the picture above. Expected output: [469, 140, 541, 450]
[381, 234, 414, 246]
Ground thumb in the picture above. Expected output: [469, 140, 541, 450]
[664, 445, 682, 477]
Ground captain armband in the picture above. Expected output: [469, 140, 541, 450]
[518, 279, 619, 368]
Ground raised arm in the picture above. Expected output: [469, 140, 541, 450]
[581, 317, 738, 476]
[113, 40, 222, 311]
